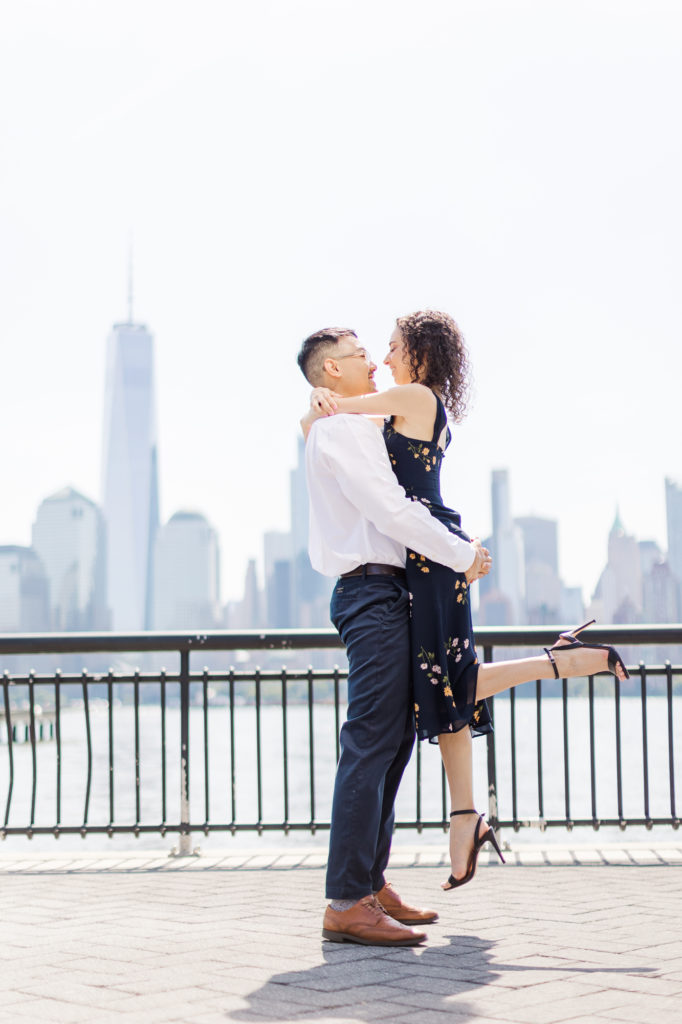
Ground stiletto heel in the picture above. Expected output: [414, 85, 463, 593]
[544, 619, 630, 681]
[442, 809, 505, 891]
[486, 827, 505, 863]
[561, 618, 596, 640]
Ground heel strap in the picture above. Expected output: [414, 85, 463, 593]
[450, 809, 478, 817]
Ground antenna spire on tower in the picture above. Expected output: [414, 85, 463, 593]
[127, 234, 134, 323]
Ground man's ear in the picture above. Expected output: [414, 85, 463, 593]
[322, 357, 342, 381]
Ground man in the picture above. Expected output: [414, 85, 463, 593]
[297, 327, 490, 947]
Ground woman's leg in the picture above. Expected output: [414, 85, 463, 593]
[475, 642, 625, 702]
[436, 655, 553, 883]
[438, 728, 489, 882]
[437, 642, 624, 882]
[476, 655, 556, 700]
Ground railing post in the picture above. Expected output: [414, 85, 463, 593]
[483, 645, 500, 843]
[177, 648, 192, 856]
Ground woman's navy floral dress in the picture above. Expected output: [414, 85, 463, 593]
[384, 395, 492, 743]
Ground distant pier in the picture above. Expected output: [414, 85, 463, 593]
[0, 708, 55, 743]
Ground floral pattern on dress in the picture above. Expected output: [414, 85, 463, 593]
[445, 635, 471, 664]
[417, 646, 445, 684]
[417, 646, 460, 715]
[406, 439, 441, 471]
[408, 552, 431, 574]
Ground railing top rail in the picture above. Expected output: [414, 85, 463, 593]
[0, 624, 680, 655]
[0, 629, 344, 655]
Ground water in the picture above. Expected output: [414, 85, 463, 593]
[1, 696, 680, 853]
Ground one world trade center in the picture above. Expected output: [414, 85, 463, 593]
[101, 305, 159, 632]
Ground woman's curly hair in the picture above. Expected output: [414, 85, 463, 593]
[396, 309, 471, 421]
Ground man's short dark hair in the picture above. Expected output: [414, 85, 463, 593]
[297, 327, 357, 385]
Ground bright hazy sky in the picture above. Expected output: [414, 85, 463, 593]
[1, 0, 681, 602]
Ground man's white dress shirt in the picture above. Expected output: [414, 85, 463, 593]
[305, 415, 476, 577]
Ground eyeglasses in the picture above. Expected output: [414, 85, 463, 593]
[336, 348, 372, 364]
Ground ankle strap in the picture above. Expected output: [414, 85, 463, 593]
[543, 647, 559, 680]
[450, 809, 478, 817]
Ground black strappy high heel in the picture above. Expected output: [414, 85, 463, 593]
[442, 809, 506, 891]
[544, 619, 630, 680]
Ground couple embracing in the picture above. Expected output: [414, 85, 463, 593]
[297, 311, 628, 947]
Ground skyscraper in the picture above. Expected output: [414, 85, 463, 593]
[590, 512, 642, 623]
[263, 530, 293, 626]
[665, 478, 682, 605]
[153, 512, 220, 629]
[240, 559, 262, 628]
[32, 486, 108, 630]
[641, 548, 679, 622]
[479, 470, 525, 624]
[516, 516, 561, 623]
[0, 546, 50, 632]
[101, 313, 159, 631]
[290, 437, 309, 561]
[289, 436, 333, 626]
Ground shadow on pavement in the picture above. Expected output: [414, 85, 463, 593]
[231, 934, 656, 1021]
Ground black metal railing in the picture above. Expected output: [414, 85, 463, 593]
[1, 626, 680, 846]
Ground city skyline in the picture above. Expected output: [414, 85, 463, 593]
[2, 410, 680, 633]
[2, 2, 681, 603]
[2, 288, 680, 607]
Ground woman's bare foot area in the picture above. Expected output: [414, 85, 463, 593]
[549, 635, 628, 682]
[444, 811, 486, 888]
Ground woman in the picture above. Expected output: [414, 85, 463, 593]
[304, 310, 628, 890]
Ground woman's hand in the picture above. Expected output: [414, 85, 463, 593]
[300, 388, 341, 441]
[465, 539, 492, 584]
[310, 387, 340, 416]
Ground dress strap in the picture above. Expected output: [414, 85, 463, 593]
[431, 393, 447, 444]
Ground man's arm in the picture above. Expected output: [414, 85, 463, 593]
[310, 415, 477, 573]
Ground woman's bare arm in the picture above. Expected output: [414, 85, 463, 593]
[303, 382, 437, 441]
[333, 383, 434, 418]
[300, 407, 322, 441]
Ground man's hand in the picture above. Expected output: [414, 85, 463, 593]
[310, 387, 340, 416]
[465, 539, 492, 584]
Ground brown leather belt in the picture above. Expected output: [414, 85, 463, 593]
[340, 563, 407, 579]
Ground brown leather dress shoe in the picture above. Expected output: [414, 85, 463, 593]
[322, 896, 427, 946]
[375, 881, 439, 924]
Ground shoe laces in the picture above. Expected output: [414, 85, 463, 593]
[360, 895, 387, 919]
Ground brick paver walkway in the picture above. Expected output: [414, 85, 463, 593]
[1, 845, 681, 1023]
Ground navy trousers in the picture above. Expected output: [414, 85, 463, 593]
[325, 574, 415, 900]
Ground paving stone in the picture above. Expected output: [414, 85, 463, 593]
[0, 852, 680, 1022]
[14, 980, 134, 1007]
[0, 993, 41, 1008]
[598, 997, 682, 1022]
[557, 1018, 628, 1024]
[7, 999, 98, 1022]
[389, 1012, 501, 1024]
[183, 1015, 249, 1024]
[482, 1002, 596, 1023]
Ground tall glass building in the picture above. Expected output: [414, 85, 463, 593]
[101, 320, 159, 631]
